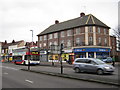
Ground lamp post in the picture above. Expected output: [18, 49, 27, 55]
[30, 30, 33, 46]
[60, 43, 64, 74]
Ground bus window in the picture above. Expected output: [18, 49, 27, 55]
[31, 55, 39, 61]
[25, 55, 31, 60]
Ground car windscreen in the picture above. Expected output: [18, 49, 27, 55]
[94, 59, 105, 65]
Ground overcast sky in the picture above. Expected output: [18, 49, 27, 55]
[0, 0, 119, 43]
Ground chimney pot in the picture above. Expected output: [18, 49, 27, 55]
[55, 20, 59, 24]
[80, 12, 85, 17]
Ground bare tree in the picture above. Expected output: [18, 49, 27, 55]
[112, 26, 120, 50]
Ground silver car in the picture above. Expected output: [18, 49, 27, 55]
[73, 58, 115, 75]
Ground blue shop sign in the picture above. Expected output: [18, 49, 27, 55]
[74, 48, 110, 53]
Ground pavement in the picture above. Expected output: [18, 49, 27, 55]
[21, 61, 120, 86]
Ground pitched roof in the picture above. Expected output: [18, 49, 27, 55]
[37, 14, 110, 36]
[2, 40, 24, 49]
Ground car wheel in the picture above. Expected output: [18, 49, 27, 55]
[75, 68, 80, 73]
[97, 69, 104, 75]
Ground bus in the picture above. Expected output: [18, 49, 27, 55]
[12, 48, 40, 65]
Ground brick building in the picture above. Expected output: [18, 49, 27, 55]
[37, 13, 112, 61]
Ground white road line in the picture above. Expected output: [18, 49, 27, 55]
[25, 79, 34, 84]
[3, 72, 8, 75]
[1, 66, 19, 70]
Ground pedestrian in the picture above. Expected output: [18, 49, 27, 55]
[112, 56, 115, 67]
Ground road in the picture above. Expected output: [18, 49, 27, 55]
[1, 63, 119, 88]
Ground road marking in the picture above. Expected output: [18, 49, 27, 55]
[1, 66, 19, 71]
[25, 79, 34, 84]
[3, 72, 8, 75]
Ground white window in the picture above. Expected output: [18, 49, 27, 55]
[89, 37, 93, 42]
[61, 40, 64, 44]
[67, 40, 71, 47]
[104, 29, 107, 34]
[44, 35, 47, 40]
[76, 38, 80, 43]
[49, 34, 53, 39]
[61, 31, 65, 37]
[49, 42, 52, 46]
[89, 36, 93, 45]
[54, 41, 57, 45]
[67, 30, 72, 36]
[89, 26, 93, 33]
[98, 37, 101, 44]
[39, 44, 42, 47]
[104, 38, 107, 44]
[40, 36, 42, 41]
[76, 38, 81, 46]
[54, 33, 58, 38]
[44, 43, 46, 47]
[98, 27, 101, 33]
[75, 28, 81, 34]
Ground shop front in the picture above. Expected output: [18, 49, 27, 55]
[73, 48, 110, 59]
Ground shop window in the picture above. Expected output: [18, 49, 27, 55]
[88, 52, 94, 58]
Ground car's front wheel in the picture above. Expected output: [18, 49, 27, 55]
[75, 68, 80, 73]
[97, 69, 104, 75]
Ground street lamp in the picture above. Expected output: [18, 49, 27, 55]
[30, 30, 33, 46]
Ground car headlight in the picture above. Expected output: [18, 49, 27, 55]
[104, 67, 110, 69]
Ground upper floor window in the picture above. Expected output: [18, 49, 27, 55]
[49, 42, 52, 46]
[104, 38, 107, 45]
[89, 36, 93, 45]
[88, 26, 93, 33]
[54, 33, 58, 38]
[61, 31, 65, 37]
[44, 35, 47, 40]
[39, 44, 42, 47]
[76, 38, 81, 46]
[40, 36, 42, 41]
[98, 27, 101, 33]
[49, 34, 53, 39]
[43, 43, 46, 47]
[54, 41, 58, 45]
[75, 28, 81, 34]
[67, 40, 71, 47]
[60, 40, 65, 48]
[67, 30, 72, 36]
[104, 29, 107, 34]
[98, 37, 101, 44]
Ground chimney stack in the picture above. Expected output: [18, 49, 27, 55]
[80, 12, 85, 17]
[55, 20, 59, 24]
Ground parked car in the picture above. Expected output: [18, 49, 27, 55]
[101, 57, 112, 63]
[73, 58, 115, 75]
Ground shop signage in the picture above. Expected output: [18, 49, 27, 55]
[40, 51, 47, 55]
[31, 51, 39, 55]
[13, 52, 26, 56]
[74, 48, 110, 53]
